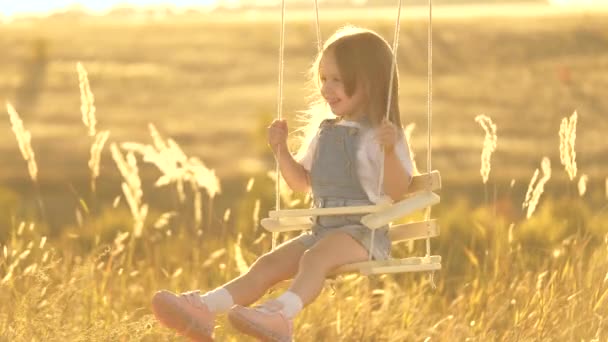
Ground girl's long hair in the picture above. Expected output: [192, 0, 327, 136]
[296, 26, 402, 159]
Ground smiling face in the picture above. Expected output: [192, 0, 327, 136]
[318, 50, 367, 121]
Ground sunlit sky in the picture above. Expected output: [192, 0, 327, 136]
[2, 0, 608, 16]
[0, 0, 218, 16]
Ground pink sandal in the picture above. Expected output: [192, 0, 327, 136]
[228, 300, 293, 342]
[151, 290, 215, 342]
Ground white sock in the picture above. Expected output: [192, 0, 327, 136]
[275, 291, 303, 319]
[200, 287, 234, 314]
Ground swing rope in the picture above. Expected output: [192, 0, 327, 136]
[313, 0, 322, 53]
[273, 0, 287, 250]
[425, 0, 433, 259]
[372, 0, 404, 261]
[425, 0, 436, 288]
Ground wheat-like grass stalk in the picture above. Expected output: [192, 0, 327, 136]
[253, 199, 261, 231]
[523, 169, 539, 209]
[77, 62, 97, 137]
[523, 157, 552, 218]
[122, 124, 221, 200]
[234, 233, 249, 275]
[403, 123, 419, 175]
[153, 212, 177, 229]
[559, 111, 577, 181]
[187, 156, 221, 199]
[110, 143, 148, 237]
[193, 183, 203, 230]
[6, 102, 38, 182]
[474, 115, 498, 184]
[223, 208, 231, 222]
[88, 130, 110, 193]
[267, 170, 294, 207]
[605, 177, 608, 200]
[246, 177, 255, 192]
[577, 174, 588, 197]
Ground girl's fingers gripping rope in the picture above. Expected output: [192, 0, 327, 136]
[376, 119, 399, 153]
[268, 119, 289, 154]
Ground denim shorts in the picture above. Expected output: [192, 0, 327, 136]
[291, 197, 391, 260]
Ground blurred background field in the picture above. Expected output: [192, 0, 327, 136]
[0, 2, 607, 341]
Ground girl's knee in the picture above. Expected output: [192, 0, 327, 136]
[250, 252, 279, 273]
[247, 251, 291, 283]
[299, 248, 332, 273]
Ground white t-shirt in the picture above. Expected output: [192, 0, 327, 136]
[298, 120, 414, 204]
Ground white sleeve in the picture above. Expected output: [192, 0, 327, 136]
[365, 133, 414, 178]
[297, 133, 319, 171]
[358, 132, 414, 203]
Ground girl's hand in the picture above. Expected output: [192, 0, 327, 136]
[268, 119, 288, 154]
[376, 119, 399, 154]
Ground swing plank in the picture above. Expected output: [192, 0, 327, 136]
[407, 170, 441, 194]
[268, 191, 438, 221]
[365, 261, 441, 275]
[332, 255, 442, 275]
[267, 171, 440, 221]
[361, 191, 440, 229]
[388, 219, 439, 243]
[261, 217, 439, 245]
[268, 202, 390, 219]
[260, 217, 311, 232]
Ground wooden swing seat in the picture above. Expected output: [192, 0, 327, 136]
[261, 171, 442, 275]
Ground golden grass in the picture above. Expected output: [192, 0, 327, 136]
[578, 174, 588, 197]
[474, 114, 497, 185]
[88, 130, 110, 193]
[522, 156, 551, 219]
[77, 62, 97, 137]
[6, 102, 38, 183]
[110, 142, 148, 238]
[559, 111, 578, 181]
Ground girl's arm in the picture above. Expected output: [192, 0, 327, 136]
[274, 143, 311, 193]
[376, 120, 411, 201]
[382, 148, 411, 201]
[268, 119, 311, 193]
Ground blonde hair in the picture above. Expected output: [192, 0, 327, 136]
[296, 26, 402, 157]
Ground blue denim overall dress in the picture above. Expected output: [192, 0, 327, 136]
[294, 119, 391, 260]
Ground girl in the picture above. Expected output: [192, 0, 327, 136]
[151, 26, 414, 342]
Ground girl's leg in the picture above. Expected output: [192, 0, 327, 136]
[222, 238, 307, 306]
[152, 238, 307, 341]
[227, 232, 369, 340]
[289, 231, 368, 305]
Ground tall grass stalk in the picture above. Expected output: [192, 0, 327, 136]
[559, 111, 577, 182]
[523, 157, 552, 218]
[5, 102, 46, 221]
[122, 124, 220, 233]
[110, 143, 148, 238]
[577, 174, 588, 197]
[77, 62, 97, 137]
[88, 130, 110, 194]
[6, 103, 38, 183]
[475, 115, 498, 207]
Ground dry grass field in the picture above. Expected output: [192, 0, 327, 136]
[0, 5, 607, 341]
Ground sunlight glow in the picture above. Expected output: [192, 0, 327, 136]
[548, 0, 608, 5]
[0, 0, 217, 16]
